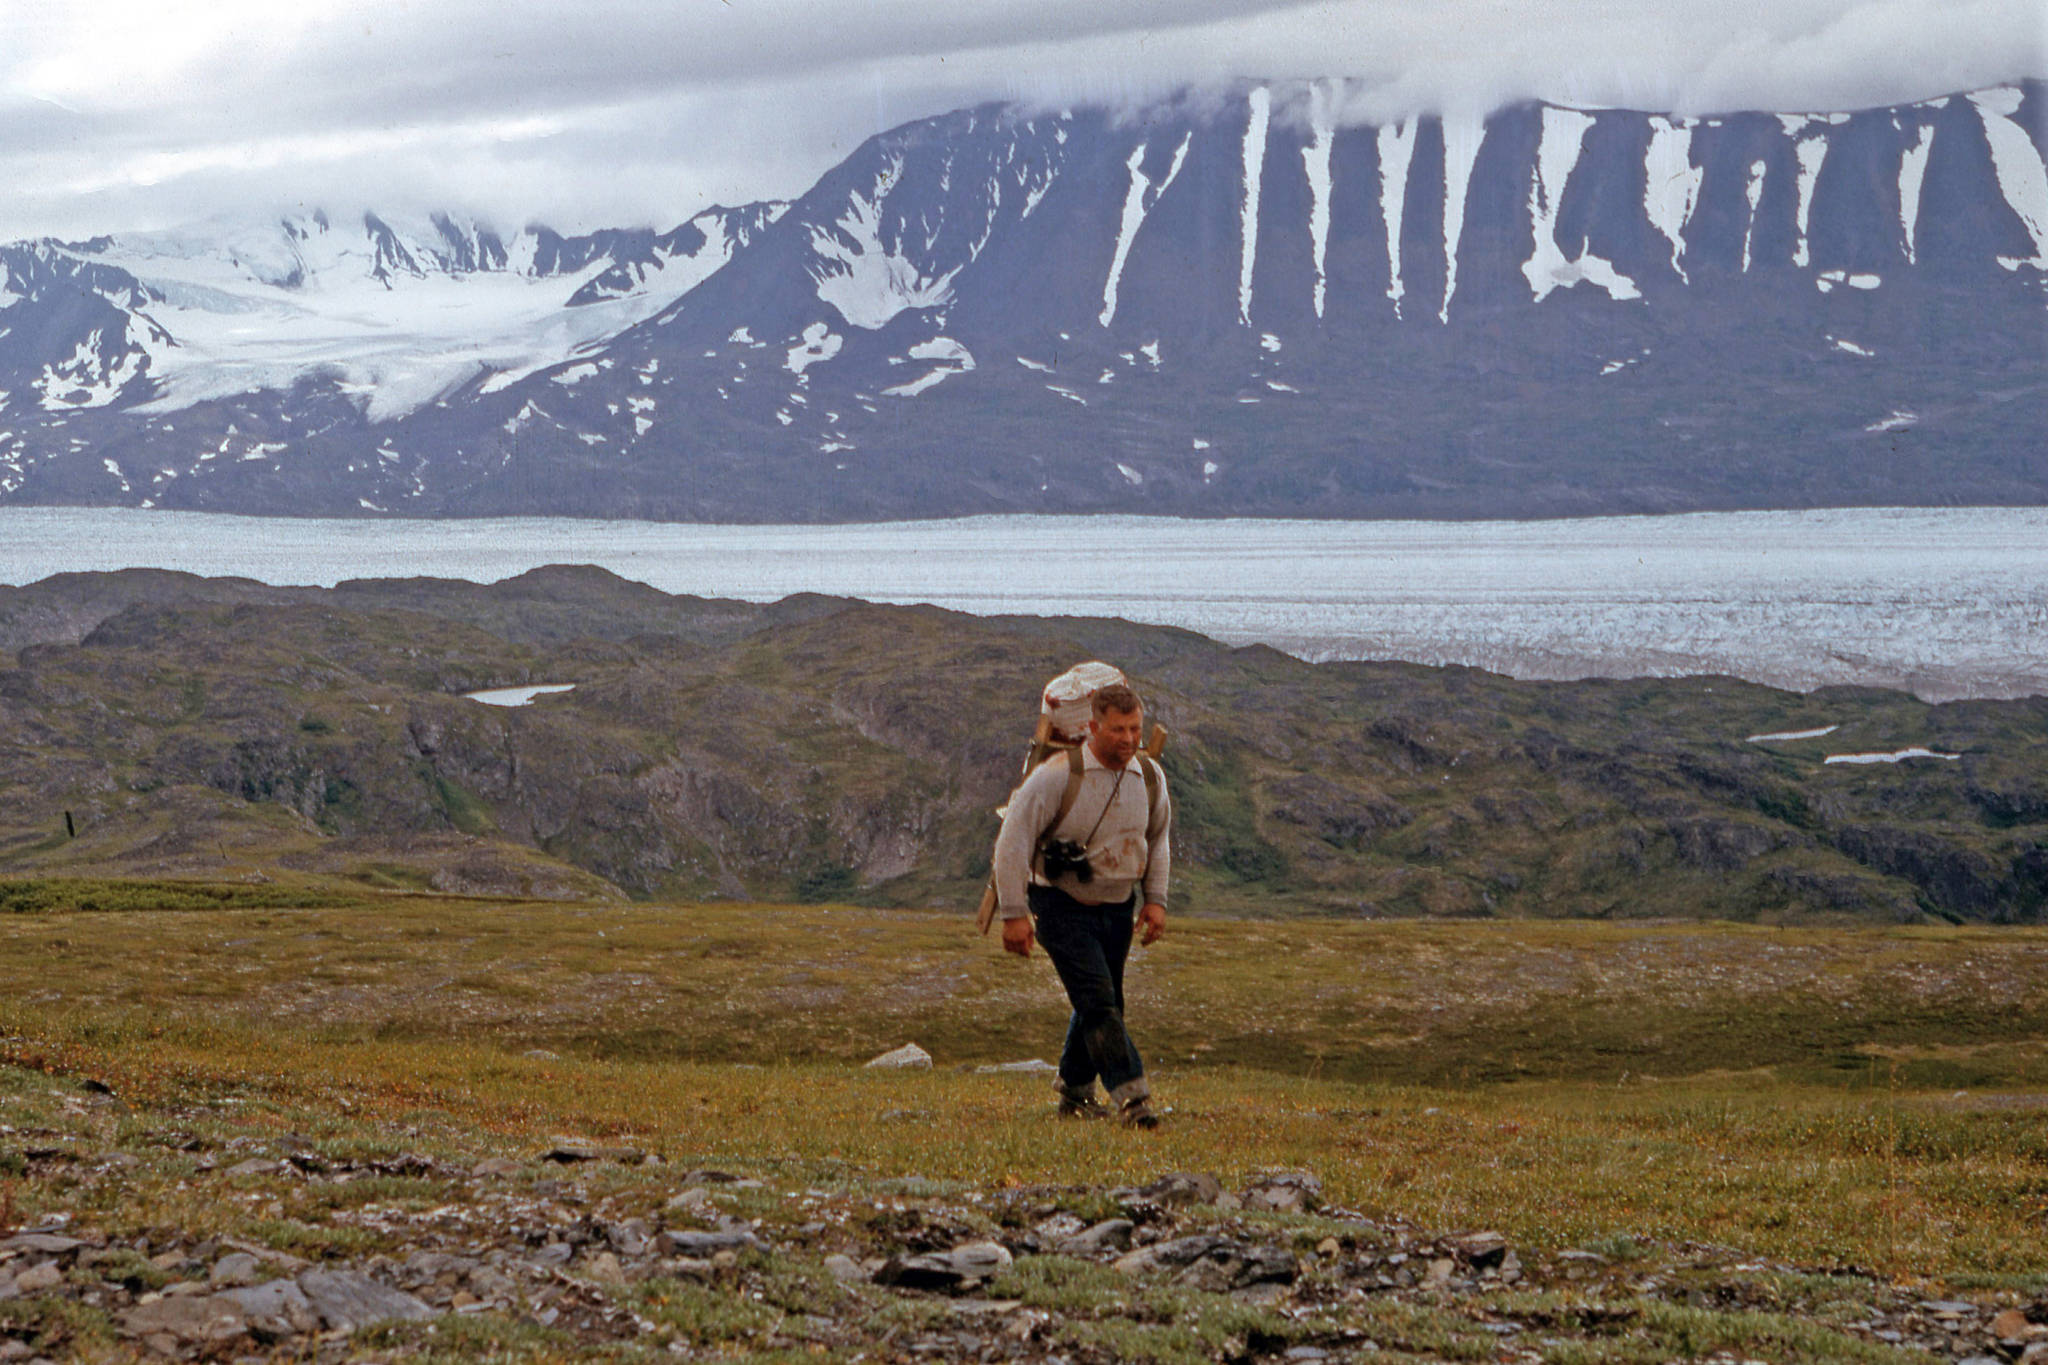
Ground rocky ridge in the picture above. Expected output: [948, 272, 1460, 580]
[2, 568, 2046, 923]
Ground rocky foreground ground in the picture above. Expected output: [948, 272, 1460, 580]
[2, 1080, 2043, 1365]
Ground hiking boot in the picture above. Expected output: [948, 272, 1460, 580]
[1119, 1097, 1161, 1129]
[1055, 1082, 1108, 1119]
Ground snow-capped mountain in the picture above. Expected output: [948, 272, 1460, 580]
[0, 204, 783, 431]
[0, 82, 2040, 519]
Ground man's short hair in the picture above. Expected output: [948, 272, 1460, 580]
[1092, 683, 1141, 717]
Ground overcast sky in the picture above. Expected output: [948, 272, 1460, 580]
[1, 0, 2041, 243]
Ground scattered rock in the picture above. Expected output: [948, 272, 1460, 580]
[1058, 1219, 1135, 1256]
[0, 1100, 2011, 1365]
[218, 1236, 308, 1274]
[209, 1252, 263, 1287]
[221, 1158, 282, 1179]
[1032, 1213, 1085, 1242]
[1116, 1234, 1296, 1292]
[974, 1059, 1058, 1074]
[1131, 1171, 1223, 1207]
[11, 1261, 63, 1294]
[661, 1229, 764, 1256]
[824, 1254, 869, 1282]
[666, 1187, 714, 1213]
[876, 1241, 1013, 1291]
[118, 1294, 248, 1346]
[1440, 1230, 1509, 1268]
[1993, 1309, 2036, 1340]
[1242, 1170, 1323, 1213]
[1115, 1234, 1227, 1275]
[214, 1280, 319, 1342]
[1557, 1249, 1608, 1278]
[579, 1250, 625, 1285]
[1180, 1242, 1297, 1294]
[603, 1218, 653, 1256]
[866, 1043, 933, 1069]
[541, 1141, 646, 1165]
[296, 1268, 437, 1331]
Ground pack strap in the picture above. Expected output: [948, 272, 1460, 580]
[1050, 747, 1164, 842]
[1138, 754, 1163, 837]
[1051, 745, 1087, 831]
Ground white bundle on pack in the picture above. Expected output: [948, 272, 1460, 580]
[1040, 661, 1126, 744]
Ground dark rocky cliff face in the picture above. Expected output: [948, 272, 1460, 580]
[0, 83, 2040, 520]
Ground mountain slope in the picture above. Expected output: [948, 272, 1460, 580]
[0, 82, 2040, 518]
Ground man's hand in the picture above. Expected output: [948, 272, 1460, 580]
[1138, 902, 1166, 945]
[1002, 915, 1035, 958]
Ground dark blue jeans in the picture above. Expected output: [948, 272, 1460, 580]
[1029, 885, 1148, 1104]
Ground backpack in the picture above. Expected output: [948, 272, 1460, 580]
[975, 703, 1167, 935]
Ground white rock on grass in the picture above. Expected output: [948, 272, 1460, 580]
[865, 1043, 933, 1069]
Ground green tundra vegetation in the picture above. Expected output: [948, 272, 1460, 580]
[0, 897, 2043, 1283]
[0, 566, 2043, 922]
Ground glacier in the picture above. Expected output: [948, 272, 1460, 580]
[1, 505, 2043, 703]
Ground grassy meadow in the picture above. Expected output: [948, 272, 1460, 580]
[3, 883, 2044, 1291]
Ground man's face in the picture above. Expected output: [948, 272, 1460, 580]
[1089, 705, 1143, 766]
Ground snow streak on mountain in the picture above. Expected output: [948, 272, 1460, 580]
[0, 82, 2041, 520]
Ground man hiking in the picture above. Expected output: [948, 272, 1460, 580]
[993, 683, 1171, 1128]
